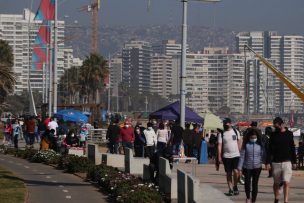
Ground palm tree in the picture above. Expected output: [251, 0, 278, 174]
[0, 39, 15, 107]
[59, 66, 81, 104]
[80, 53, 108, 104]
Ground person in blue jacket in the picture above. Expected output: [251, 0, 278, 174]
[238, 128, 265, 203]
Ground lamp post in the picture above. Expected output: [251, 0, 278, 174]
[180, 0, 221, 128]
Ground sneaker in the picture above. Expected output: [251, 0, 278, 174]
[225, 189, 234, 196]
[233, 186, 240, 196]
[239, 175, 245, 185]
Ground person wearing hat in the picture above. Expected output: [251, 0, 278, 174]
[217, 118, 241, 196]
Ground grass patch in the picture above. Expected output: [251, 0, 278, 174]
[0, 167, 26, 203]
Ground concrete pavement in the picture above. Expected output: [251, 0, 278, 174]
[177, 163, 304, 203]
[0, 154, 108, 203]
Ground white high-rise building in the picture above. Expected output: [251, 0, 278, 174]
[185, 48, 245, 114]
[153, 40, 184, 57]
[236, 31, 304, 113]
[0, 9, 68, 94]
[122, 40, 152, 94]
[150, 54, 172, 98]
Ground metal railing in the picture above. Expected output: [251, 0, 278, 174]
[87, 128, 107, 144]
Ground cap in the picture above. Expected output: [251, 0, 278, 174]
[223, 118, 232, 125]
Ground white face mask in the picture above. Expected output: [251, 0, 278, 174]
[71, 133, 75, 138]
[148, 127, 153, 130]
[136, 129, 140, 134]
[250, 138, 257, 143]
[125, 125, 129, 128]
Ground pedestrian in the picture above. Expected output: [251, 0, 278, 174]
[48, 117, 58, 135]
[217, 118, 241, 196]
[106, 119, 121, 154]
[3, 121, 12, 145]
[192, 124, 202, 160]
[266, 117, 297, 203]
[182, 123, 194, 159]
[298, 141, 304, 169]
[156, 122, 169, 152]
[119, 122, 135, 153]
[170, 121, 184, 155]
[238, 128, 265, 203]
[26, 116, 36, 148]
[12, 119, 22, 149]
[134, 126, 146, 157]
[263, 126, 273, 178]
[208, 130, 217, 160]
[143, 122, 157, 158]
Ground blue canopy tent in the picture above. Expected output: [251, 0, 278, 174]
[54, 109, 88, 123]
[149, 101, 203, 124]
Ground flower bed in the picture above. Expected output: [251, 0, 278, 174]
[0, 145, 164, 202]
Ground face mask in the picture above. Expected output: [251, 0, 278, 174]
[125, 125, 129, 128]
[250, 138, 257, 143]
[148, 127, 153, 130]
[71, 133, 75, 138]
[223, 124, 230, 131]
[136, 129, 140, 134]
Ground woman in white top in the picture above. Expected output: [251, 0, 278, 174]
[156, 122, 169, 152]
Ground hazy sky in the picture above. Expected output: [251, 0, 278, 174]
[1, 0, 304, 34]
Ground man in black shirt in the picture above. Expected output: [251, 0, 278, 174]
[266, 117, 296, 203]
[106, 119, 121, 154]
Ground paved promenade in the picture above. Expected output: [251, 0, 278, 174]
[177, 163, 304, 203]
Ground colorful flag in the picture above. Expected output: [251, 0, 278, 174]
[32, 21, 51, 70]
[35, 0, 55, 21]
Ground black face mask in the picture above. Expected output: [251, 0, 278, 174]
[223, 124, 230, 131]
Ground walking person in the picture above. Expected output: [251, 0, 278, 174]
[238, 128, 265, 203]
[12, 119, 22, 149]
[156, 122, 169, 152]
[264, 126, 273, 178]
[134, 126, 146, 157]
[106, 119, 121, 154]
[119, 122, 135, 153]
[266, 117, 297, 203]
[3, 121, 12, 145]
[217, 118, 241, 196]
[143, 122, 157, 158]
[26, 116, 36, 148]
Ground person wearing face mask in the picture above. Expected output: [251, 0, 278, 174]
[238, 129, 265, 203]
[266, 117, 296, 203]
[217, 118, 241, 196]
[119, 122, 135, 153]
[66, 129, 79, 147]
[143, 122, 157, 158]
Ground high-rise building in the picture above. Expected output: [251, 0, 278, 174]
[185, 48, 245, 114]
[236, 31, 304, 113]
[152, 40, 184, 57]
[109, 57, 122, 89]
[0, 9, 69, 94]
[122, 40, 152, 94]
[150, 54, 172, 98]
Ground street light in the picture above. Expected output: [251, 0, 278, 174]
[180, 0, 221, 128]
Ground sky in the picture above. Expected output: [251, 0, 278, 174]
[0, 0, 304, 34]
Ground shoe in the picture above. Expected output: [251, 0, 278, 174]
[246, 199, 251, 203]
[225, 189, 234, 196]
[233, 186, 240, 196]
[239, 175, 245, 185]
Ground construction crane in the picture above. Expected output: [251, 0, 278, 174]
[79, 0, 101, 53]
[244, 45, 304, 102]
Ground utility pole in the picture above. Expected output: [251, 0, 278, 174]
[48, 22, 53, 117]
[108, 54, 111, 112]
[53, 0, 58, 114]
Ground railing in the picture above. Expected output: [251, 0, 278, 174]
[87, 128, 107, 144]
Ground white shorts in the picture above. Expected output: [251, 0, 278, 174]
[272, 162, 292, 185]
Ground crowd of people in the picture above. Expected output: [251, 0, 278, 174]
[106, 119, 204, 159]
[2, 116, 90, 153]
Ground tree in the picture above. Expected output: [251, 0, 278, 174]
[59, 66, 81, 104]
[0, 39, 15, 109]
[79, 53, 108, 104]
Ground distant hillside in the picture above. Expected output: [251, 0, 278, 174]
[66, 25, 235, 58]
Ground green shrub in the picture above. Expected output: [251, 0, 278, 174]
[58, 155, 93, 173]
[31, 150, 58, 164]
